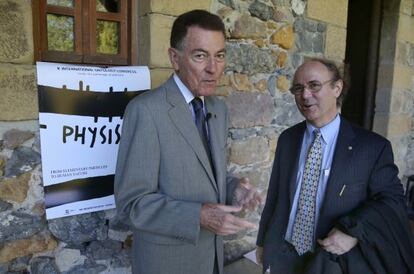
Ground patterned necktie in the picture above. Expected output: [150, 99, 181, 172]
[291, 130, 323, 255]
[191, 97, 211, 157]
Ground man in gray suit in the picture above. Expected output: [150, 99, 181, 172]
[115, 10, 262, 274]
[256, 58, 414, 273]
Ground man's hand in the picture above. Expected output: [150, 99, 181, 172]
[200, 203, 257, 236]
[256, 246, 263, 265]
[317, 228, 358, 255]
[232, 178, 263, 211]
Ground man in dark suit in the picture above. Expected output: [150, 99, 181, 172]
[114, 10, 261, 274]
[256, 58, 414, 273]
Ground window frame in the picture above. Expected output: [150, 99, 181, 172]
[33, 0, 137, 65]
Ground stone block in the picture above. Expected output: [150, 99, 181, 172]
[254, 39, 267, 48]
[141, 14, 174, 68]
[398, 14, 414, 44]
[0, 0, 33, 63]
[267, 21, 279, 30]
[139, 0, 212, 16]
[269, 135, 278, 155]
[254, 79, 268, 92]
[216, 6, 233, 19]
[30, 257, 59, 274]
[270, 25, 294, 49]
[249, 0, 273, 21]
[277, 75, 289, 92]
[277, 51, 288, 67]
[387, 114, 412, 136]
[230, 14, 267, 39]
[226, 92, 274, 128]
[295, 23, 325, 54]
[0, 121, 38, 139]
[55, 248, 86, 272]
[216, 73, 231, 97]
[229, 136, 269, 165]
[0, 233, 57, 264]
[307, 0, 348, 27]
[215, 85, 232, 97]
[48, 212, 107, 245]
[393, 64, 414, 90]
[0, 157, 5, 177]
[0, 172, 31, 203]
[3, 129, 34, 150]
[390, 89, 413, 114]
[149, 68, 173, 89]
[138, 15, 151, 66]
[0, 199, 12, 211]
[229, 73, 253, 92]
[374, 113, 412, 137]
[400, 0, 414, 16]
[271, 0, 291, 7]
[272, 7, 291, 23]
[0, 212, 46, 243]
[5, 147, 40, 177]
[376, 64, 414, 114]
[397, 41, 410, 66]
[0, 64, 38, 121]
[325, 25, 347, 59]
[292, 0, 306, 16]
[226, 43, 278, 75]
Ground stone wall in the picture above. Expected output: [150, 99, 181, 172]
[1, 0, 412, 273]
[372, 0, 414, 184]
[399, 0, 414, 181]
[208, 0, 348, 261]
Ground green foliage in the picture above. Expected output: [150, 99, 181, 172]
[96, 20, 119, 54]
[47, 14, 74, 52]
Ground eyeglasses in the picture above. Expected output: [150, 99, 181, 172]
[289, 79, 334, 95]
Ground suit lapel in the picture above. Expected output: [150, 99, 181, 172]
[319, 118, 356, 217]
[165, 77, 218, 193]
[205, 98, 226, 198]
[288, 122, 306, 203]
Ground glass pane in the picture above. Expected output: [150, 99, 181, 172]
[47, 0, 74, 8]
[47, 14, 74, 52]
[96, 0, 119, 13]
[96, 20, 119, 54]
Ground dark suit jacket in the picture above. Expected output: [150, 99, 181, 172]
[257, 116, 406, 274]
[115, 76, 238, 274]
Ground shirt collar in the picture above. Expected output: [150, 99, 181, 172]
[305, 114, 340, 144]
[173, 73, 204, 105]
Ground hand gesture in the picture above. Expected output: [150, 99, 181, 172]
[200, 203, 257, 236]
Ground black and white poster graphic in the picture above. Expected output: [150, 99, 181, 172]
[36, 62, 150, 219]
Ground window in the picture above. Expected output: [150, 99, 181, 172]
[33, 0, 136, 65]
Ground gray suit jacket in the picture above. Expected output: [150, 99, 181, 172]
[115, 76, 237, 274]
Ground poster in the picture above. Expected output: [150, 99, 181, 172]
[36, 62, 150, 219]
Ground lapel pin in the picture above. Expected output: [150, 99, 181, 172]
[348, 146, 352, 150]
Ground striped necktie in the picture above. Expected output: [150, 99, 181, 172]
[191, 97, 210, 157]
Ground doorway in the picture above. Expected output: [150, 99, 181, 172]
[342, 0, 383, 129]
